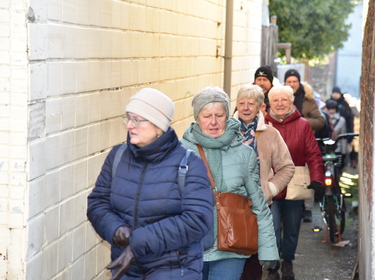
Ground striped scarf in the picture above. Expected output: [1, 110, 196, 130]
[239, 116, 258, 156]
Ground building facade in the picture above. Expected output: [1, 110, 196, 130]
[359, 1, 374, 279]
[0, 0, 265, 278]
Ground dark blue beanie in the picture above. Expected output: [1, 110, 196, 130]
[332, 86, 342, 94]
[284, 69, 301, 82]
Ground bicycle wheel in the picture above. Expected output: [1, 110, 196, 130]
[339, 199, 346, 235]
[326, 196, 337, 243]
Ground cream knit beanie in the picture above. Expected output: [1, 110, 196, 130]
[125, 88, 174, 132]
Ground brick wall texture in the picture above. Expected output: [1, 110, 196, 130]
[0, 0, 264, 279]
[358, 0, 374, 279]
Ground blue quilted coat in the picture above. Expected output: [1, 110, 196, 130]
[87, 127, 214, 279]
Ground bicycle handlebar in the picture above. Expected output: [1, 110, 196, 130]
[334, 132, 359, 142]
[316, 133, 359, 147]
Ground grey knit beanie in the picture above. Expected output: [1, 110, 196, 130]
[192, 86, 230, 120]
[125, 88, 174, 132]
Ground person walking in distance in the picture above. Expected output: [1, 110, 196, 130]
[284, 69, 325, 133]
[328, 86, 354, 166]
[325, 99, 347, 172]
[253, 66, 274, 112]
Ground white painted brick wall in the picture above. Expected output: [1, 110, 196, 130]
[1, 0, 263, 278]
[0, 0, 29, 278]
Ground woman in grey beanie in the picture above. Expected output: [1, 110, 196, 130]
[87, 88, 214, 280]
[180, 86, 279, 280]
[192, 86, 230, 120]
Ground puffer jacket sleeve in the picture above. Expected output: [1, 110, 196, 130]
[243, 148, 279, 261]
[87, 145, 128, 246]
[303, 123, 324, 183]
[129, 154, 214, 258]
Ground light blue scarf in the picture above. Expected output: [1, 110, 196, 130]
[187, 118, 244, 192]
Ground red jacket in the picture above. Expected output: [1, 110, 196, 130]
[265, 108, 324, 199]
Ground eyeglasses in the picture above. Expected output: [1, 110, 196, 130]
[123, 114, 149, 127]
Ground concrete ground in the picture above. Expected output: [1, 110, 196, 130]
[262, 166, 359, 280]
[261, 203, 358, 280]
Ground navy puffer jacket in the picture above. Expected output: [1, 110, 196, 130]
[87, 127, 214, 279]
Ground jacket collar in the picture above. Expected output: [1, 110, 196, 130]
[266, 106, 301, 124]
[256, 111, 267, 132]
[233, 110, 267, 132]
[127, 127, 180, 163]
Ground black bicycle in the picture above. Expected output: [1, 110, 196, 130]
[315, 133, 359, 243]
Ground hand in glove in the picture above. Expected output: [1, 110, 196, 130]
[308, 181, 324, 202]
[259, 260, 279, 270]
[113, 226, 131, 248]
[107, 246, 135, 280]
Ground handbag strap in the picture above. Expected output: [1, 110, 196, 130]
[197, 144, 254, 210]
[196, 145, 217, 191]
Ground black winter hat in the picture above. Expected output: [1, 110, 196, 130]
[254, 66, 274, 84]
[325, 99, 338, 110]
[284, 69, 301, 82]
[332, 86, 342, 94]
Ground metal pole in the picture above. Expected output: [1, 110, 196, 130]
[224, 0, 234, 98]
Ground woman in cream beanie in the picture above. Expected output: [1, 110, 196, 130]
[126, 88, 174, 132]
[87, 87, 214, 280]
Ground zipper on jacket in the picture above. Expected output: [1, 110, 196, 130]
[176, 250, 187, 277]
[133, 163, 148, 277]
[133, 162, 148, 229]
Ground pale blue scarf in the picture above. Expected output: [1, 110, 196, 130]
[186, 118, 244, 192]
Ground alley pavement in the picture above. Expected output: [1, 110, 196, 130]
[261, 203, 358, 280]
[262, 166, 359, 280]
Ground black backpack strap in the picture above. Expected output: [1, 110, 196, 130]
[177, 149, 192, 195]
[333, 118, 340, 128]
[112, 143, 127, 182]
[112, 146, 190, 193]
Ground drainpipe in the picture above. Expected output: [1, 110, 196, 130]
[223, 0, 234, 98]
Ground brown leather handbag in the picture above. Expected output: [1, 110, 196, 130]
[197, 145, 258, 255]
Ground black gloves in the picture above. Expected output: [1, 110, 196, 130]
[107, 246, 136, 280]
[259, 260, 279, 270]
[113, 226, 131, 248]
[308, 181, 324, 202]
[109, 226, 134, 279]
